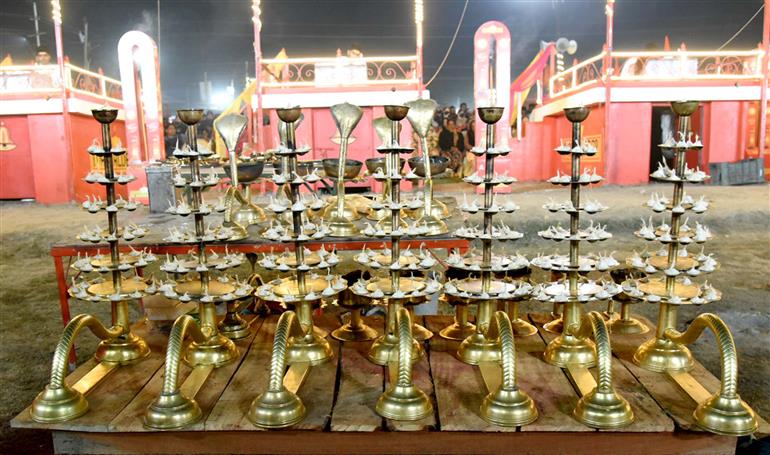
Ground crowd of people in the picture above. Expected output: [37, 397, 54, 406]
[425, 102, 476, 177]
[163, 110, 218, 157]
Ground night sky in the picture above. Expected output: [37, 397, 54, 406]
[1, 0, 765, 108]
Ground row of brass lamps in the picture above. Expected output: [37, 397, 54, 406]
[28, 101, 758, 437]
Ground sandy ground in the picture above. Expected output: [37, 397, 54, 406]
[0, 182, 768, 453]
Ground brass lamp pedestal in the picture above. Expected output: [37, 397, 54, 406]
[250, 106, 346, 429]
[438, 299, 476, 341]
[31, 109, 155, 423]
[621, 101, 757, 436]
[144, 110, 253, 430]
[331, 290, 378, 342]
[532, 106, 632, 429]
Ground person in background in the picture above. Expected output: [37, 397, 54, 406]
[30, 46, 58, 88]
[438, 116, 465, 176]
[197, 127, 212, 153]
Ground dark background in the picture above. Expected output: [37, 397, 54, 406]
[0, 0, 765, 108]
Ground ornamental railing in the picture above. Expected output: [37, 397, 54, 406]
[548, 49, 765, 99]
[260, 55, 419, 89]
[0, 63, 122, 103]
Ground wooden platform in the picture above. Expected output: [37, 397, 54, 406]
[12, 314, 767, 454]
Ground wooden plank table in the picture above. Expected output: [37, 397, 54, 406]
[13, 314, 760, 454]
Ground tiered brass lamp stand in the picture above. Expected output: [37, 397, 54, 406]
[250, 106, 346, 428]
[350, 104, 442, 421]
[622, 101, 758, 436]
[531, 106, 633, 429]
[31, 108, 156, 423]
[442, 106, 537, 427]
[144, 109, 253, 429]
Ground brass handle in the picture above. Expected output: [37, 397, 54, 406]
[486, 310, 517, 391]
[267, 311, 304, 392]
[664, 313, 737, 398]
[161, 315, 208, 395]
[567, 311, 613, 393]
[395, 307, 414, 387]
[49, 314, 123, 389]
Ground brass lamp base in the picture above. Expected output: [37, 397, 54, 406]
[183, 334, 239, 368]
[368, 333, 423, 366]
[544, 334, 597, 368]
[574, 388, 634, 429]
[439, 320, 476, 341]
[608, 317, 649, 336]
[231, 203, 266, 226]
[693, 394, 758, 436]
[248, 389, 306, 429]
[144, 391, 202, 430]
[543, 316, 563, 334]
[481, 388, 538, 427]
[458, 332, 500, 365]
[218, 305, 252, 340]
[288, 332, 333, 366]
[411, 321, 434, 341]
[327, 215, 360, 237]
[95, 332, 150, 364]
[417, 214, 448, 236]
[30, 385, 89, 423]
[331, 310, 378, 342]
[511, 318, 538, 337]
[374, 214, 409, 232]
[409, 199, 450, 220]
[633, 337, 694, 373]
[323, 198, 361, 221]
[376, 383, 433, 421]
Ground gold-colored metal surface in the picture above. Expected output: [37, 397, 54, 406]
[283, 362, 311, 394]
[567, 365, 598, 397]
[376, 308, 433, 421]
[218, 300, 252, 340]
[478, 311, 538, 427]
[31, 314, 137, 423]
[174, 280, 235, 297]
[648, 255, 697, 270]
[664, 313, 758, 436]
[249, 311, 308, 428]
[71, 362, 119, 395]
[87, 279, 147, 296]
[331, 307, 378, 342]
[569, 311, 634, 429]
[272, 276, 328, 298]
[325, 102, 363, 236]
[439, 304, 476, 340]
[638, 277, 699, 299]
[179, 365, 215, 399]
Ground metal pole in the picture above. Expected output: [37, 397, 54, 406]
[83, 18, 89, 70]
[415, 0, 424, 96]
[603, 0, 614, 180]
[252, 0, 264, 150]
[32, 2, 41, 47]
[759, 0, 769, 160]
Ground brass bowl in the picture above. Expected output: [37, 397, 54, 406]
[564, 106, 590, 123]
[322, 159, 363, 179]
[477, 107, 505, 125]
[365, 157, 405, 174]
[92, 109, 118, 124]
[671, 101, 699, 116]
[408, 156, 449, 177]
[223, 160, 264, 184]
[177, 109, 204, 126]
[273, 160, 314, 176]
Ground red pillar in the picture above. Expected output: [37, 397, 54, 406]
[759, 0, 769, 159]
[603, 0, 615, 180]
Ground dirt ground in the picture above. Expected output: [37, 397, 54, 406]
[0, 183, 768, 453]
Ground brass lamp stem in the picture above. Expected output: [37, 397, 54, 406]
[420, 136, 433, 215]
[160, 315, 208, 394]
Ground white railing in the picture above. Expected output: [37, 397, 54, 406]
[260, 55, 419, 89]
[548, 49, 766, 98]
[0, 63, 122, 103]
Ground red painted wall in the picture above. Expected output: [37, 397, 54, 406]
[705, 101, 744, 163]
[606, 103, 652, 184]
[0, 116, 35, 199]
[69, 113, 128, 202]
[27, 114, 73, 204]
